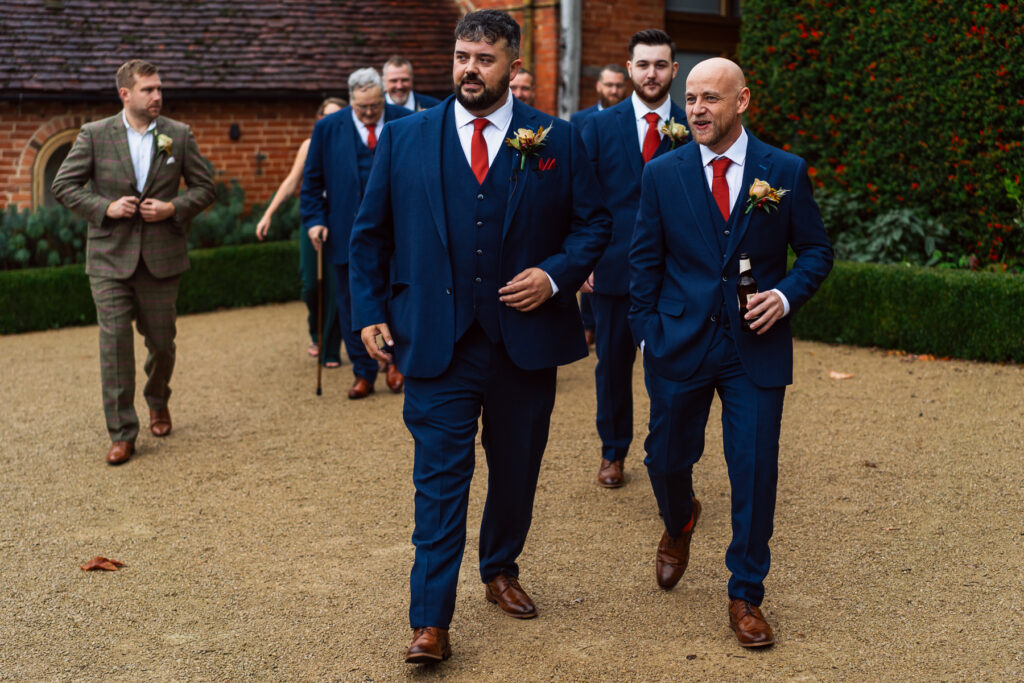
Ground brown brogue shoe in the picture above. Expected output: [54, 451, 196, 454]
[656, 498, 702, 589]
[347, 377, 375, 399]
[729, 599, 775, 647]
[597, 458, 625, 488]
[149, 408, 172, 437]
[106, 440, 135, 466]
[385, 362, 404, 393]
[404, 627, 451, 663]
[485, 573, 537, 619]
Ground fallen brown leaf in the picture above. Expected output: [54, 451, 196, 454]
[863, 461, 878, 468]
[80, 556, 125, 571]
[829, 370, 854, 380]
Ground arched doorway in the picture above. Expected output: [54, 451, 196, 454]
[32, 128, 80, 209]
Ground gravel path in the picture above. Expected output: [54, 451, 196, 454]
[1, 301, 1021, 681]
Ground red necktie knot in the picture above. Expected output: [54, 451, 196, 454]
[471, 118, 490, 184]
[642, 112, 661, 163]
[711, 157, 732, 221]
[366, 123, 377, 151]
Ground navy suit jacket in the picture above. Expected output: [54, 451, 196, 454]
[300, 104, 411, 265]
[581, 98, 688, 296]
[629, 131, 833, 388]
[569, 103, 600, 128]
[349, 96, 612, 378]
[412, 91, 442, 110]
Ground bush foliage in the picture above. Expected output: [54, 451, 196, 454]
[0, 181, 300, 271]
[0, 241, 300, 334]
[740, 1, 1024, 269]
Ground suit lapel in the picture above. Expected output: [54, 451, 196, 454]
[420, 101, 448, 251]
[652, 101, 688, 160]
[140, 118, 165, 197]
[615, 102, 644, 179]
[675, 145, 721, 262]
[109, 116, 138, 192]
[502, 100, 535, 241]
[723, 134, 774, 264]
[340, 112, 361, 192]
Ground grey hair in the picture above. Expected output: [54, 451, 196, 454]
[348, 67, 383, 93]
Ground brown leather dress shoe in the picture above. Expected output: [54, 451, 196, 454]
[347, 377, 375, 399]
[405, 626, 451, 663]
[385, 362, 404, 393]
[729, 599, 775, 647]
[106, 440, 135, 466]
[597, 458, 625, 488]
[656, 498, 702, 589]
[149, 408, 172, 437]
[485, 573, 537, 619]
[584, 329, 595, 346]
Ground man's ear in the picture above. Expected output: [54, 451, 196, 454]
[736, 86, 751, 114]
[510, 58, 522, 82]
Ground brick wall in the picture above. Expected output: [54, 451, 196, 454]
[0, 97, 322, 211]
[578, 1, 665, 110]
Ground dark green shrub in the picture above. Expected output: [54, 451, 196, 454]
[794, 261, 1024, 363]
[740, 1, 1024, 269]
[0, 241, 300, 334]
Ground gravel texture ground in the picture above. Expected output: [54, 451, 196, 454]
[1, 301, 1022, 681]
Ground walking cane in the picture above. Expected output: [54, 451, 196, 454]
[316, 245, 324, 396]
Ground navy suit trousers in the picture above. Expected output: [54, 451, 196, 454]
[330, 263, 378, 383]
[403, 324, 556, 628]
[642, 323, 785, 606]
[591, 293, 636, 461]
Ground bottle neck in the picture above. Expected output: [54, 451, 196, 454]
[739, 257, 751, 274]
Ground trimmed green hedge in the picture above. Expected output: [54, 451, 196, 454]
[794, 262, 1024, 363]
[0, 241, 300, 335]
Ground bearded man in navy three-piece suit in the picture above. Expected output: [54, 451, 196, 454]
[579, 29, 688, 490]
[349, 10, 611, 665]
[630, 57, 832, 648]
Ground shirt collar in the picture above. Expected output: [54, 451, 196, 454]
[122, 110, 157, 135]
[351, 107, 386, 131]
[454, 90, 515, 133]
[699, 126, 748, 169]
[386, 91, 417, 111]
[631, 91, 672, 123]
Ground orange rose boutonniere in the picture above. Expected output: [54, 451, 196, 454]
[505, 123, 552, 170]
[744, 178, 789, 214]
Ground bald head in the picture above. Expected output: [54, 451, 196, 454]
[684, 58, 750, 154]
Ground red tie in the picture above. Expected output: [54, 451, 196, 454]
[712, 157, 732, 221]
[471, 118, 489, 184]
[366, 123, 377, 151]
[641, 112, 661, 163]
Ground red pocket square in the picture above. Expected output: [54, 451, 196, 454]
[537, 158, 556, 171]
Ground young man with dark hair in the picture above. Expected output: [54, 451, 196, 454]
[578, 29, 688, 489]
[52, 60, 214, 466]
[349, 9, 610, 664]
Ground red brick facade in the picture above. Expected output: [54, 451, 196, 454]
[1, 98, 323, 209]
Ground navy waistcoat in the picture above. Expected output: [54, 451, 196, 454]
[442, 109, 513, 343]
[353, 126, 374, 191]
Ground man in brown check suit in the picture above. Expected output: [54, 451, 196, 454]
[53, 60, 214, 465]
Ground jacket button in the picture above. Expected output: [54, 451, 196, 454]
[710, 314, 718, 322]
[476, 220, 483, 227]
[723, 229, 730, 236]
[476, 249, 483, 255]
[445, 288, 452, 295]
[474, 277, 482, 284]
[722, 275, 728, 282]
[477, 193, 484, 200]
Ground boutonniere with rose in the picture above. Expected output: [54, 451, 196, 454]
[156, 133, 173, 156]
[505, 123, 552, 170]
[744, 178, 789, 214]
[659, 117, 689, 149]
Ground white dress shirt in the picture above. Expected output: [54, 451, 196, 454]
[697, 127, 789, 316]
[452, 92, 558, 295]
[630, 91, 673, 152]
[386, 91, 417, 112]
[352, 108, 386, 147]
[122, 110, 156, 193]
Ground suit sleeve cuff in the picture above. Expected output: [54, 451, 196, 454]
[544, 271, 559, 297]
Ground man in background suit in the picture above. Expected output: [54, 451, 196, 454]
[572, 63, 628, 346]
[569, 63, 628, 128]
[349, 10, 610, 664]
[303, 67, 411, 398]
[383, 56, 441, 112]
[509, 67, 536, 106]
[52, 59, 214, 466]
[630, 58, 832, 647]
[579, 30, 688, 488]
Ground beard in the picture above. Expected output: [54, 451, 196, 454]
[632, 77, 671, 107]
[454, 71, 510, 112]
[599, 92, 623, 109]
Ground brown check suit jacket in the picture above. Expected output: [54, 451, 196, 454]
[52, 113, 215, 279]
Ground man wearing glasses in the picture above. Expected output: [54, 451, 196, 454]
[303, 68, 412, 398]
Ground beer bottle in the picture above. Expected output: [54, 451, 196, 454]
[737, 253, 759, 332]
